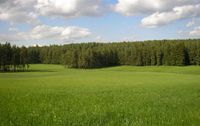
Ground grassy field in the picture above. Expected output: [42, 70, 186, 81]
[0, 64, 200, 126]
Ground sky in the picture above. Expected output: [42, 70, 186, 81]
[0, 0, 200, 46]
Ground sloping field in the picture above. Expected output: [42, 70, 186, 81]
[0, 65, 200, 126]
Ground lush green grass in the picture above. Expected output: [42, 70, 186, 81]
[0, 64, 200, 126]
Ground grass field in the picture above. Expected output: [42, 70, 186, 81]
[0, 64, 200, 126]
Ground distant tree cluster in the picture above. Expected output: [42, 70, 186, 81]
[27, 39, 200, 68]
[0, 43, 29, 72]
[1, 39, 200, 71]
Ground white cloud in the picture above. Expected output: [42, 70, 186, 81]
[186, 19, 195, 27]
[0, 0, 106, 24]
[35, 0, 106, 18]
[0, 0, 39, 24]
[0, 25, 91, 42]
[8, 27, 19, 33]
[114, 0, 200, 28]
[141, 4, 200, 28]
[189, 26, 200, 37]
[114, 0, 198, 16]
[186, 18, 200, 27]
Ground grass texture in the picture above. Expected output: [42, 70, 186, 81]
[0, 64, 200, 126]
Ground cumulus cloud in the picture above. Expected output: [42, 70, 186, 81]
[0, 0, 39, 24]
[114, 0, 200, 28]
[141, 4, 200, 28]
[186, 18, 200, 27]
[8, 27, 18, 32]
[189, 26, 200, 37]
[114, 0, 198, 16]
[0, 25, 91, 42]
[35, 0, 106, 18]
[186, 19, 195, 27]
[0, 0, 106, 24]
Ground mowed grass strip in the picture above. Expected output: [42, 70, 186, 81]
[0, 64, 200, 126]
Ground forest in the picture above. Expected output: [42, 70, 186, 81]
[0, 39, 200, 71]
[0, 43, 29, 71]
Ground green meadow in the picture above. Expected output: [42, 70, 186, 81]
[0, 64, 200, 126]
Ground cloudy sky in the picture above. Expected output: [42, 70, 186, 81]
[0, 0, 200, 46]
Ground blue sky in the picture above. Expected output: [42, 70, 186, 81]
[0, 0, 200, 46]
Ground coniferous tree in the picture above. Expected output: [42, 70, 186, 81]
[1, 39, 200, 70]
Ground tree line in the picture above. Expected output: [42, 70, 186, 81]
[28, 39, 200, 68]
[0, 43, 29, 72]
[1, 39, 200, 71]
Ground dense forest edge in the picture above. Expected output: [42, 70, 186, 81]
[0, 39, 200, 72]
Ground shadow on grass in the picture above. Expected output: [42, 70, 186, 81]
[0, 69, 56, 73]
[26, 70, 56, 72]
[67, 65, 122, 70]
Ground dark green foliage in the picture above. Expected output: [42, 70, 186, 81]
[62, 43, 119, 68]
[28, 46, 41, 64]
[0, 43, 29, 72]
[59, 40, 200, 68]
[1, 39, 200, 70]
